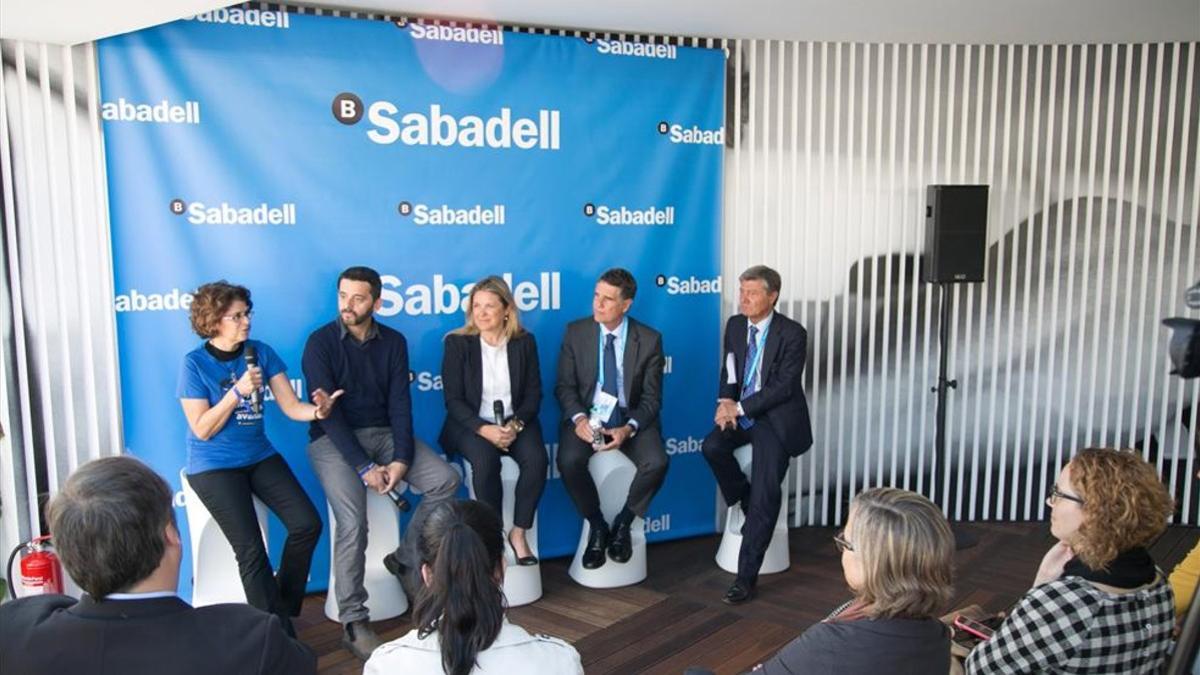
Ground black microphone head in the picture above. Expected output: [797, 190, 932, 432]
[493, 400, 504, 416]
[244, 343, 258, 365]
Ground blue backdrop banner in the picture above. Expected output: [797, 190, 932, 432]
[98, 10, 724, 601]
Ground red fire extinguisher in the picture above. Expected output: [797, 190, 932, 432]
[6, 535, 63, 598]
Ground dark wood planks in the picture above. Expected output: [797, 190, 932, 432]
[300, 523, 1199, 674]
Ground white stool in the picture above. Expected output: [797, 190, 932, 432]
[180, 469, 269, 607]
[324, 488, 408, 622]
[463, 456, 542, 607]
[715, 444, 791, 575]
[568, 450, 647, 588]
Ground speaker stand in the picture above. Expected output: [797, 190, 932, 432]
[932, 282, 978, 550]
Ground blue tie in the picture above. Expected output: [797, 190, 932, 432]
[602, 333, 621, 427]
[739, 325, 759, 429]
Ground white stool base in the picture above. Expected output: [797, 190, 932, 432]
[715, 445, 791, 576]
[568, 450, 648, 588]
[181, 470, 268, 607]
[324, 490, 408, 622]
[464, 456, 543, 607]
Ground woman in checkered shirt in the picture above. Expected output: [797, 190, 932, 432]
[965, 448, 1176, 674]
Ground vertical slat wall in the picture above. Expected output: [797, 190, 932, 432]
[0, 41, 122, 551]
[723, 40, 1199, 526]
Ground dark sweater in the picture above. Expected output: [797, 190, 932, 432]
[301, 319, 414, 467]
[752, 615, 951, 675]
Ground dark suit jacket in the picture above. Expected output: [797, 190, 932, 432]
[718, 312, 813, 456]
[555, 316, 664, 431]
[0, 593, 315, 675]
[439, 331, 542, 451]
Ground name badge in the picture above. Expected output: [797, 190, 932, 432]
[589, 391, 619, 426]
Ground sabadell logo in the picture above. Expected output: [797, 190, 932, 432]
[331, 92, 561, 150]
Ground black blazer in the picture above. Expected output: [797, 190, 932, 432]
[0, 594, 315, 675]
[555, 316, 664, 431]
[439, 331, 542, 451]
[718, 312, 813, 456]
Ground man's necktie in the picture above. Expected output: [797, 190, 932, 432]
[603, 333, 621, 426]
[739, 325, 759, 429]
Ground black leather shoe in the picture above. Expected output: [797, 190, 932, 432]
[582, 522, 609, 569]
[383, 552, 407, 579]
[723, 581, 755, 605]
[607, 520, 632, 563]
[509, 538, 539, 566]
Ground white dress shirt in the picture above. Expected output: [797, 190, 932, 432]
[477, 337, 513, 422]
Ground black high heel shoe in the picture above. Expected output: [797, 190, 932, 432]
[508, 535, 539, 566]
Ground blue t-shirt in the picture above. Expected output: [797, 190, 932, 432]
[176, 339, 287, 474]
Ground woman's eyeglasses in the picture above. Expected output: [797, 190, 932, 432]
[222, 310, 254, 323]
[1046, 484, 1084, 506]
[833, 530, 854, 553]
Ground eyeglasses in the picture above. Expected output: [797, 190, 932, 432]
[1046, 484, 1084, 506]
[222, 310, 253, 323]
[833, 529, 854, 553]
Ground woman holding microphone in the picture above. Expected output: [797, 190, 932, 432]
[440, 276, 548, 565]
[177, 280, 340, 635]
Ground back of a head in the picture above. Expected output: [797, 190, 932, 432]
[413, 500, 506, 675]
[850, 487, 955, 619]
[1069, 447, 1174, 569]
[46, 456, 175, 599]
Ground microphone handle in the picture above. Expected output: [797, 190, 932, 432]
[386, 488, 411, 512]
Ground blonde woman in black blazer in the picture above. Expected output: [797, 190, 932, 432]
[439, 276, 547, 565]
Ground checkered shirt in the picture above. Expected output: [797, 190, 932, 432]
[964, 573, 1175, 674]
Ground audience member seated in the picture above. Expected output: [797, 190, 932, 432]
[1168, 467, 1200, 627]
[691, 487, 955, 675]
[0, 456, 315, 675]
[965, 448, 1175, 674]
[365, 500, 582, 674]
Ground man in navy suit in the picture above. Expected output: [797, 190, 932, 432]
[0, 456, 315, 675]
[701, 265, 813, 604]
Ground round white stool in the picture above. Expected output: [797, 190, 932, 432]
[568, 450, 647, 588]
[463, 455, 542, 607]
[180, 469, 269, 607]
[324, 488, 408, 622]
[715, 444, 791, 575]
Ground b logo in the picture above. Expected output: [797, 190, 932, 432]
[332, 92, 364, 125]
[398, 201, 413, 216]
[583, 203, 596, 217]
[657, 121, 669, 134]
[170, 199, 186, 215]
[655, 274, 667, 287]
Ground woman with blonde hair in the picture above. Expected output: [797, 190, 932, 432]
[745, 487, 955, 674]
[966, 447, 1175, 674]
[439, 276, 547, 564]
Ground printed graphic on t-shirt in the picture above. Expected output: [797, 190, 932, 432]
[222, 371, 263, 426]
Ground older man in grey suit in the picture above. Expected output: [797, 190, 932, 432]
[556, 268, 668, 570]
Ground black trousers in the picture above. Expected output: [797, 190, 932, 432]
[557, 423, 667, 519]
[186, 453, 322, 620]
[701, 423, 790, 586]
[453, 424, 548, 529]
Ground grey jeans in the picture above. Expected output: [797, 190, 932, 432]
[307, 427, 460, 624]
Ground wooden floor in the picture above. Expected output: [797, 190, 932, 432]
[297, 523, 1199, 674]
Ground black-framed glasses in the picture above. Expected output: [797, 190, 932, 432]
[833, 529, 854, 553]
[1047, 484, 1084, 506]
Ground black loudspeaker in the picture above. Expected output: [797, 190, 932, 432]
[923, 185, 989, 283]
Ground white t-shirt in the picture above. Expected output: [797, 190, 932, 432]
[365, 618, 583, 675]
[477, 338, 513, 422]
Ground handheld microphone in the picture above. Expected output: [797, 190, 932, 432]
[493, 400, 505, 426]
[243, 344, 262, 414]
[386, 488, 411, 512]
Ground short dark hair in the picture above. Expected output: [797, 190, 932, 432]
[47, 456, 176, 598]
[338, 266, 383, 300]
[189, 281, 252, 338]
[598, 268, 637, 301]
[739, 265, 782, 297]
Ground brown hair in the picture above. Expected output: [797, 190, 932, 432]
[189, 280, 251, 338]
[1068, 448, 1174, 569]
[848, 487, 955, 619]
[451, 275, 524, 341]
[48, 456, 176, 598]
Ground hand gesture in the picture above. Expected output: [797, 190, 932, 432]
[235, 365, 263, 398]
[600, 424, 632, 451]
[311, 388, 345, 420]
[382, 462, 408, 493]
[1033, 541, 1075, 587]
[574, 416, 595, 444]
